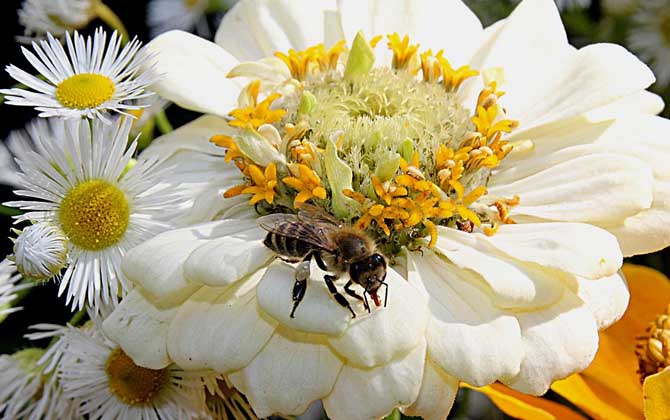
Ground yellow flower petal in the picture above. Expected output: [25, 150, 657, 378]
[644, 368, 670, 420]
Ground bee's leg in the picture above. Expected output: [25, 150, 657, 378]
[343, 280, 367, 310]
[324, 274, 356, 318]
[312, 252, 329, 271]
[290, 255, 312, 318]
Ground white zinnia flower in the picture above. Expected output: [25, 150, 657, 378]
[1, 28, 156, 122]
[12, 222, 69, 281]
[628, 0, 670, 88]
[105, 0, 669, 419]
[17, 0, 94, 42]
[6, 117, 178, 311]
[57, 322, 210, 420]
[0, 259, 30, 319]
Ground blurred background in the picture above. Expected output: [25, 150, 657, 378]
[0, 0, 667, 418]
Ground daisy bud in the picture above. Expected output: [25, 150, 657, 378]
[13, 223, 68, 281]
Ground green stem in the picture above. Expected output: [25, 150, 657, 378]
[383, 409, 401, 420]
[0, 205, 22, 217]
[155, 110, 174, 134]
[93, 1, 129, 44]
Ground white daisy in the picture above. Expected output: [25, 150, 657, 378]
[105, 0, 669, 419]
[1, 28, 156, 122]
[58, 323, 209, 420]
[17, 0, 94, 42]
[628, 0, 670, 88]
[6, 117, 178, 311]
[204, 377, 258, 420]
[12, 222, 69, 282]
[148, 0, 210, 38]
[0, 259, 30, 319]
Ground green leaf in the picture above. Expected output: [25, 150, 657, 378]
[299, 90, 317, 115]
[345, 31, 375, 81]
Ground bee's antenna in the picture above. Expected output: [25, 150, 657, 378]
[380, 281, 389, 308]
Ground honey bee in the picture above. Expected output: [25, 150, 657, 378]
[259, 206, 388, 318]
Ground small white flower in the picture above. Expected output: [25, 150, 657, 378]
[6, 117, 179, 311]
[58, 323, 210, 420]
[13, 222, 68, 281]
[17, 0, 94, 42]
[628, 0, 670, 88]
[0, 259, 30, 319]
[148, 0, 210, 38]
[1, 28, 156, 122]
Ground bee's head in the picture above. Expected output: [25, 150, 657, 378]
[349, 253, 387, 306]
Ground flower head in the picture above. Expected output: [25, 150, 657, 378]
[17, 0, 94, 42]
[12, 222, 68, 281]
[108, 0, 668, 419]
[6, 117, 178, 311]
[148, 0, 210, 38]
[1, 28, 156, 122]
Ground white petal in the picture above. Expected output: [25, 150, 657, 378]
[576, 271, 629, 330]
[215, 0, 336, 61]
[146, 31, 243, 116]
[502, 291, 599, 395]
[484, 223, 623, 279]
[489, 152, 653, 224]
[435, 228, 565, 309]
[141, 115, 231, 160]
[122, 219, 259, 305]
[608, 199, 670, 256]
[323, 339, 426, 420]
[167, 272, 277, 372]
[184, 226, 274, 287]
[256, 261, 353, 336]
[337, 0, 483, 65]
[412, 252, 523, 386]
[402, 358, 459, 420]
[102, 289, 176, 369]
[585, 90, 665, 121]
[327, 267, 429, 368]
[229, 328, 343, 418]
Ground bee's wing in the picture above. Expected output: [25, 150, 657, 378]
[296, 204, 344, 227]
[258, 213, 338, 252]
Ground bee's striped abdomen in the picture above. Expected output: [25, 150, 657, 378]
[263, 228, 313, 259]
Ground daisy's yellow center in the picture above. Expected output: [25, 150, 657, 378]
[59, 179, 129, 251]
[636, 304, 670, 382]
[183, 0, 200, 8]
[55, 73, 115, 109]
[662, 16, 670, 46]
[105, 348, 169, 406]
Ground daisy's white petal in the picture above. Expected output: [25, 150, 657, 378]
[489, 153, 653, 224]
[184, 226, 274, 287]
[168, 272, 277, 372]
[327, 268, 429, 368]
[102, 289, 176, 369]
[215, 0, 336, 61]
[141, 115, 232, 160]
[148, 0, 209, 38]
[402, 358, 459, 420]
[482, 223, 622, 279]
[502, 291, 599, 395]
[229, 329, 343, 418]
[323, 339, 426, 420]
[337, 0, 483, 64]
[411, 252, 523, 386]
[146, 30, 244, 116]
[256, 261, 352, 336]
[122, 219, 259, 304]
[435, 228, 565, 309]
[575, 271, 629, 330]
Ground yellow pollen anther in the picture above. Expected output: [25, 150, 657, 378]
[229, 80, 286, 129]
[636, 304, 670, 382]
[59, 179, 129, 251]
[283, 163, 328, 207]
[225, 163, 278, 206]
[210, 134, 244, 163]
[105, 348, 169, 406]
[55, 73, 115, 109]
[439, 56, 479, 91]
[387, 33, 420, 73]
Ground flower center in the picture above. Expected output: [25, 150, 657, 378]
[105, 348, 169, 406]
[636, 304, 670, 382]
[55, 73, 115, 109]
[183, 0, 200, 8]
[59, 179, 129, 251]
[217, 34, 520, 254]
[662, 16, 670, 46]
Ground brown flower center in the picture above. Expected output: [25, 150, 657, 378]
[105, 348, 169, 405]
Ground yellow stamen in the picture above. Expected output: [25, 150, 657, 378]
[387, 33, 420, 73]
[55, 73, 115, 109]
[105, 348, 168, 406]
[283, 164, 327, 207]
[59, 179, 129, 251]
[439, 56, 479, 91]
[636, 304, 670, 382]
[228, 80, 286, 129]
[210, 134, 244, 163]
